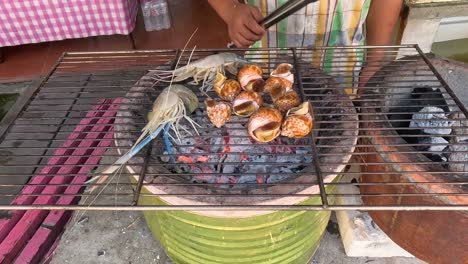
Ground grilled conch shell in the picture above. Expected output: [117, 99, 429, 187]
[274, 89, 301, 112]
[213, 72, 227, 91]
[232, 91, 263, 117]
[264, 76, 292, 98]
[247, 107, 283, 142]
[281, 102, 313, 138]
[205, 98, 232, 128]
[213, 73, 241, 101]
[271, 63, 294, 84]
[237, 65, 264, 92]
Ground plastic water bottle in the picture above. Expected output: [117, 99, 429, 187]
[141, 0, 171, 32]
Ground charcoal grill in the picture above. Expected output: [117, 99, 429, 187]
[0, 45, 467, 264]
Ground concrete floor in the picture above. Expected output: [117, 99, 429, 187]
[47, 172, 425, 264]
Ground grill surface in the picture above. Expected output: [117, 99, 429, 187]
[0, 45, 467, 211]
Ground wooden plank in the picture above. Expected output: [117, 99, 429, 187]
[13, 106, 118, 263]
[12, 224, 68, 264]
[0, 99, 118, 262]
[0, 100, 109, 242]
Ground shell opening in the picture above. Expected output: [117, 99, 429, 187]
[288, 102, 310, 116]
[253, 121, 281, 142]
[233, 101, 257, 117]
[214, 72, 227, 92]
[246, 79, 265, 93]
[269, 83, 285, 99]
[272, 63, 293, 75]
[205, 98, 217, 108]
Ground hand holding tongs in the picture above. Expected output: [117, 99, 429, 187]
[227, 0, 318, 48]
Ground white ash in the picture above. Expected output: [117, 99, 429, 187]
[448, 141, 468, 178]
[409, 107, 452, 163]
[409, 106, 454, 135]
[156, 109, 312, 189]
[236, 175, 258, 184]
[449, 112, 468, 142]
[415, 137, 448, 152]
[390, 88, 468, 174]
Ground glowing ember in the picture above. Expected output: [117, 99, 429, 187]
[158, 108, 312, 189]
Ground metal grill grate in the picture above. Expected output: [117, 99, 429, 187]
[0, 45, 467, 211]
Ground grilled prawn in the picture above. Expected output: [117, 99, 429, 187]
[149, 52, 252, 92]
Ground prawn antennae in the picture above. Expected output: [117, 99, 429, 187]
[89, 28, 199, 180]
[149, 28, 198, 84]
[164, 27, 198, 109]
[83, 28, 203, 212]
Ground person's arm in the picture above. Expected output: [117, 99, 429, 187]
[207, 0, 265, 48]
[359, 0, 403, 88]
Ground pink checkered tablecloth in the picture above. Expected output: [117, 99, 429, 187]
[0, 0, 139, 47]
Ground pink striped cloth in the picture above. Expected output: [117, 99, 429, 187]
[0, 0, 138, 47]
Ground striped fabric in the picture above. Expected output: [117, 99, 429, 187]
[245, 0, 371, 94]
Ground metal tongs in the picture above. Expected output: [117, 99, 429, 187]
[227, 0, 318, 48]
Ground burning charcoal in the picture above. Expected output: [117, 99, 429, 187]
[191, 168, 217, 184]
[388, 108, 416, 139]
[449, 112, 468, 142]
[220, 162, 237, 174]
[191, 176, 215, 184]
[160, 151, 170, 163]
[411, 86, 449, 112]
[415, 137, 449, 163]
[266, 174, 290, 183]
[426, 152, 448, 163]
[174, 165, 190, 174]
[389, 86, 450, 137]
[415, 137, 448, 152]
[409, 106, 454, 135]
[160, 105, 310, 189]
[236, 175, 258, 184]
[448, 142, 468, 177]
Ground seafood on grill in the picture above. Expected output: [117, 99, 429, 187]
[232, 91, 263, 117]
[271, 63, 294, 83]
[86, 84, 200, 187]
[248, 107, 283, 142]
[264, 76, 293, 98]
[264, 63, 294, 95]
[205, 98, 232, 128]
[149, 52, 252, 92]
[273, 89, 301, 112]
[281, 102, 313, 138]
[237, 65, 265, 93]
[213, 73, 242, 101]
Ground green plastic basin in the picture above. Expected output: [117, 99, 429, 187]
[135, 179, 339, 264]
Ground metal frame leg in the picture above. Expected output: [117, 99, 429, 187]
[129, 32, 137, 50]
[0, 47, 4, 63]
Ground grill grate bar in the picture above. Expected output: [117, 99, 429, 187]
[0, 181, 466, 187]
[292, 48, 329, 207]
[0, 205, 465, 211]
